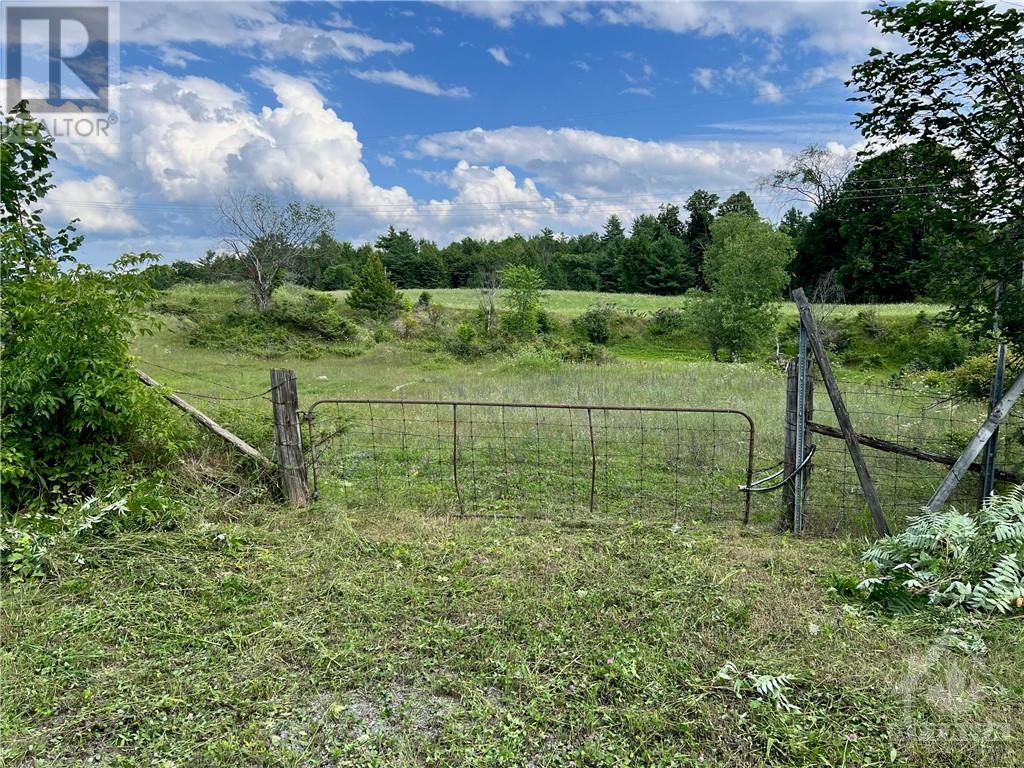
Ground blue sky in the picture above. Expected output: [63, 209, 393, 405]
[5, 1, 895, 265]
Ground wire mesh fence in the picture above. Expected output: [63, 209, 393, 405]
[801, 377, 1024, 536]
[306, 399, 756, 523]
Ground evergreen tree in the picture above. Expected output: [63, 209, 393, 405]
[657, 203, 686, 240]
[718, 191, 759, 218]
[685, 190, 719, 288]
[375, 226, 419, 287]
[598, 215, 626, 291]
[347, 251, 402, 318]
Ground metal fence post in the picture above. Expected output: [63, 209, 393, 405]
[794, 322, 809, 533]
[980, 342, 1007, 504]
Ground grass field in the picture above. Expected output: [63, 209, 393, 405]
[329, 287, 947, 321]
[3, 288, 1020, 767]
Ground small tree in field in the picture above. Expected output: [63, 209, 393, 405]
[347, 251, 402, 318]
[219, 192, 335, 313]
[695, 214, 793, 360]
[500, 264, 545, 337]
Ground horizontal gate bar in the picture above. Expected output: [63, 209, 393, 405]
[306, 397, 756, 522]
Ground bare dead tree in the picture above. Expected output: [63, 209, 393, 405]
[475, 266, 500, 332]
[218, 191, 335, 312]
[760, 144, 856, 210]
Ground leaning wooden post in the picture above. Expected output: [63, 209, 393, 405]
[927, 368, 1024, 513]
[270, 368, 309, 506]
[792, 288, 890, 537]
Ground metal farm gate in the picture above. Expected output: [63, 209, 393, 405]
[304, 399, 756, 522]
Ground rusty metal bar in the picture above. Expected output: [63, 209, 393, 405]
[587, 407, 596, 515]
[452, 403, 464, 514]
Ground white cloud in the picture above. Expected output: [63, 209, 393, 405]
[437, 1, 585, 28]
[53, 67, 415, 227]
[691, 64, 785, 104]
[691, 67, 715, 91]
[416, 125, 795, 203]
[620, 86, 654, 97]
[756, 80, 784, 104]
[46, 175, 142, 233]
[352, 69, 471, 98]
[378, 154, 397, 167]
[574, 60, 592, 72]
[120, 2, 413, 63]
[488, 47, 512, 66]
[597, 1, 882, 56]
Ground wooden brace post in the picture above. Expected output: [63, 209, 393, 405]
[137, 369, 273, 469]
[792, 288, 890, 537]
[927, 368, 1024, 512]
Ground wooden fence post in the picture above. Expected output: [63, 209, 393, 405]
[782, 359, 814, 531]
[793, 288, 890, 537]
[270, 368, 309, 506]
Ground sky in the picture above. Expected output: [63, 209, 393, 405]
[4, 1, 901, 266]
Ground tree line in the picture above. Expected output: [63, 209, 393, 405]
[148, 139, 985, 306]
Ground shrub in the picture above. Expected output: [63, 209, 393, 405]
[646, 307, 688, 336]
[188, 291, 359, 358]
[950, 354, 1008, 400]
[347, 251, 402, 319]
[698, 214, 792, 359]
[416, 291, 431, 308]
[2, 104, 178, 510]
[445, 322, 482, 360]
[574, 303, 617, 344]
[319, 262, 355, 290]
[857, 488, 1024, 613]
[269, 292, 356, 341]
[500, 264, 544, 337]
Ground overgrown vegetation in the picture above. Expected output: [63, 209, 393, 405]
[857, 488, 1024, 614]
[0, 104, 179, 513]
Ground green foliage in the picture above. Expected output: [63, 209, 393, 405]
[190, 291, 359, 358]
[347, 251, 403, 319]
[858, 488, 1024, 613]
[500, 264, 545, 337]
[445, 322, 483, 360]
[696, 215, 793, 359]
[1, 104, 178, 511]
[950, 354, 1011, 400]
[717, 191, 759, 219]
[572, 303, 619, 344]
[851, 0, 1024, 344]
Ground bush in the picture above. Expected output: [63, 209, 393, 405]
[500, 264, 544, 338]
[857, 488, 1024, 613]
[2, 121, 178, 509]
[646, 307, 688, 336]
[319, 262, 355, 290]
[347, 252, 402, 319]
[445, 322, 482, 360]
[573, 303, 617, 344]
[269, 292, 356, 341]
[950, 354, 1008, 400]
[188, 291, 359, 358]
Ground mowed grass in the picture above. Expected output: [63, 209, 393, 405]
[3, 293, 1019, 767]
[328, 287, 946, 320]
[4, 502, 1022, 767]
